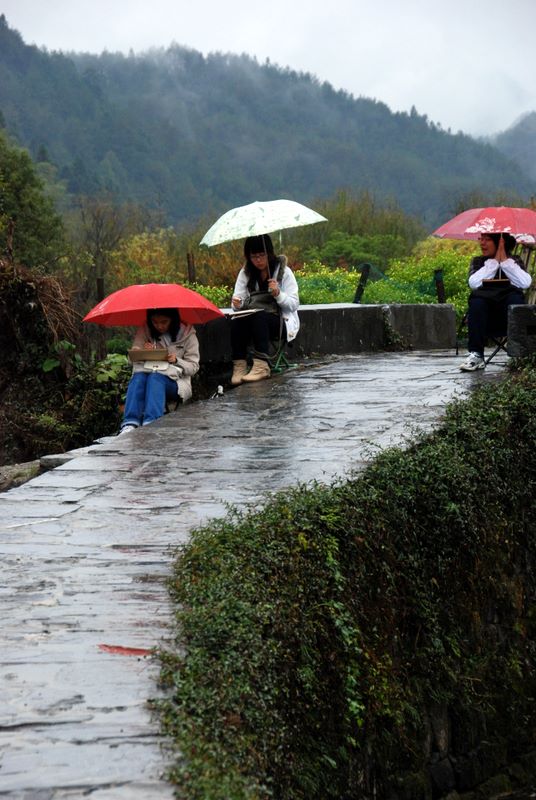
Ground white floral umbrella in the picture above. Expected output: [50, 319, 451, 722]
[200, 199, 327, 247]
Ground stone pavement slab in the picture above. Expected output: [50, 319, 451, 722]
[0, 352, 505, 798]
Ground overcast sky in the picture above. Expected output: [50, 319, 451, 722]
[2, 0, 535, 137]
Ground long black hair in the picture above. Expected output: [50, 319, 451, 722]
[146, 307, 181, 341]
[243, 234, 282, 287]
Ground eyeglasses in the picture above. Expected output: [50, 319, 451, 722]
[250, 253, 267, 260]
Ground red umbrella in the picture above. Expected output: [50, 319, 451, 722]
[432, 206, 536, 240]
[83, 283, 224, 327]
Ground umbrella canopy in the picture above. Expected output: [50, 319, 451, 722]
[83, 283, 224, 327]
[200, 199, 327, 247]
[432, 206, 536, 240]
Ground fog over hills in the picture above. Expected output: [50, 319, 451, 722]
[492, 112, 536, 182]
[0, 15, 533, 229]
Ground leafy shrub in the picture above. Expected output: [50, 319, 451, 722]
[41, 350, 131, 450]
[107, 229, 186, 289]
[157, 362, 536, 799]
[0, 342, 131, 464]
[106, 335, 131, 355]
[303, 231, 409, 270]
[361, 238, 477, 319]
[292, 239, 476, 313]
[294, 260, 359, 304]
[183, 281, 232, 308]
[289, 189, 426, 255]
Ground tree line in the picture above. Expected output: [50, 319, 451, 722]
[0, 14, 533, 234]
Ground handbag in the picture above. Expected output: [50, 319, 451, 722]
[141, 360, 172, 373]
[242, 290, 280, 315]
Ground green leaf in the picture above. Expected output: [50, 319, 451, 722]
[42, 358, 60, 372]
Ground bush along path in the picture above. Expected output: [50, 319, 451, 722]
[0, 262, 133, 466]
[156, 357, 536, 800]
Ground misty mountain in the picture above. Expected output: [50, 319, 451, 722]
[0, 15, 533, 230]
[492, 112, 536, 182]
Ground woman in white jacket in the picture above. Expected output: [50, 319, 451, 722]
[119, 307, 200, 433]
[230, 234, 300, 384]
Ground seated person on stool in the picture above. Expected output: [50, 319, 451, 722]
[119, 308, 200, 433]
[230, 234, 300, 384]
[459, 232, 532, 371]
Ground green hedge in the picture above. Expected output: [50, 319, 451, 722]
[360, 246, 472, 320]
[157, 360, 536, 799]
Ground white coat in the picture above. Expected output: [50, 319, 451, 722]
[468, 256, 532, 290]
[231, 255, 300, 341]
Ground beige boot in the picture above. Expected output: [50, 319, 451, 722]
[231, 359, 249, 385]
[241, 358, 271, 383]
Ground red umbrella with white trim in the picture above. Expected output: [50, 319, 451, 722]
[432, 206, 536, 240]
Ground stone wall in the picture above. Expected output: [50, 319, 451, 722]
[196, 303, 457, 363]
[508, 304, 536, 357]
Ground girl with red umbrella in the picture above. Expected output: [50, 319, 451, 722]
[119, 307, 200, 433]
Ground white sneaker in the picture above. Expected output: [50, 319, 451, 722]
[459, 352, 485, 371]
[118, 424, 138, 435]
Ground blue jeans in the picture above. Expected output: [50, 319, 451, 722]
[122, 372, 179, 427]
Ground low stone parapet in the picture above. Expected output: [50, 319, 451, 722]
[196, 303, 457, 363]
[382, 303, 456, 350]
[508, 304, 536, 357]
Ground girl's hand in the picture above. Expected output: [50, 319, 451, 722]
[143, 341, 155, 350]
[232, 296, 242, 309]
[496, 237, 507, 263]
[168, 352, 177, 363]
[268, 279, 280, 297]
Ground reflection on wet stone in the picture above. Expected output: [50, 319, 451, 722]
[0, 351, 506, 796]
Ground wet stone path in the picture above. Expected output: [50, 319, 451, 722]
[0, 351, 505, 798]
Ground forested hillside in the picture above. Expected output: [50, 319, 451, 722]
[493, 112, 536, 181]
[0, 15, 533, 230]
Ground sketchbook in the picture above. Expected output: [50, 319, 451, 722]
[128, 348, 168, 361]
[482, 278, 510, 286]
[228, 309, 262, 318]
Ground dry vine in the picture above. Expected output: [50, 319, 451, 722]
[0, 261, 80, 345]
